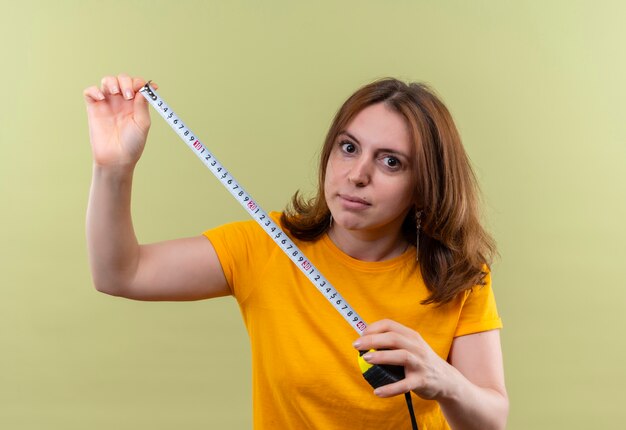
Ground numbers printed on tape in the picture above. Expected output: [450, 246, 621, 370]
[139, 82, 367, 333]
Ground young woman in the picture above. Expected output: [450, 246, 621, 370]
[83, 74, 508, 429]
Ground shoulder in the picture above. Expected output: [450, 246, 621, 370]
[202, 211, 286, 250]
[203, 218, 258, 244]
[454, 267, 502, 337]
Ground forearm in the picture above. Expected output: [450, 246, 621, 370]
[437, 364, 509, 430]
[86, 164, 140, 294]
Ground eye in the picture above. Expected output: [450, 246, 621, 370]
[382, 156, 401, 169]
[340, 141, 357, 154]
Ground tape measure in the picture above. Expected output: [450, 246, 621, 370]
[138, 83, 412, 406]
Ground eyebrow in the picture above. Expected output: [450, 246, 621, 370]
[338, 131, 411, 160]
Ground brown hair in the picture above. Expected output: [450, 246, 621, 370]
[281, 78, 496, 305]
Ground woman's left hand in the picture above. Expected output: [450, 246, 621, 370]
[353, 319, 453, 400]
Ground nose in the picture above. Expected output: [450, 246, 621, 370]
[348, 157, 371, 187]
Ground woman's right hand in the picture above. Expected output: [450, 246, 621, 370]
[83, 74, 158, 169]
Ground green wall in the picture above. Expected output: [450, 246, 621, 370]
[1, 1, 625, 428]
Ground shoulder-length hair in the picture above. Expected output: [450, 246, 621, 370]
[281, 78, 496, 305]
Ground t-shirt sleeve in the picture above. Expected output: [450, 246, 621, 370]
[453, 269, 503, 337]
[202, 220, 261, 303]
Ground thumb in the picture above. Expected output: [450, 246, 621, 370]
[132, 78, 159, 130]
[132, 91, 151, 131]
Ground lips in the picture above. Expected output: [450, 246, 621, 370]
[338, 194, 371, 209]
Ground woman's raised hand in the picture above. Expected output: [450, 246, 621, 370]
[83, 74, 158, 169]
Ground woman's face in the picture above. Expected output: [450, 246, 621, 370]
[324, 102, 415, 238]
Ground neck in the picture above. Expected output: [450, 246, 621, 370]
[327, 225, 410, 262]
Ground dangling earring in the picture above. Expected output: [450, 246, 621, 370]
[415, 210, 422, 262]
[329, 213, 333, 228]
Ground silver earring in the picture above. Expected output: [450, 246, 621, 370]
[415, 211, 422, 262]
[329, 214, 333, 228]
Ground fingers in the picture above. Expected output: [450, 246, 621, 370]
[362, 348, 417, 369]
[361, 350, 430, 398]
[371, 377, 414, 398]
[83, 86, 105, 104]
[362, 319, 421, 338]
[354, 319, 423, 352]
[355, 320, 448, 400]
[360, 350, 417, 397]
[83, 73, 159, 134]
[100, 73, 132, 99]
[354, 331, 417, 353]
[133, 79, 151, 129]
[117, 73, 134, 100]
[353, 319, 425, 398]
[89, 74, 159, 102]
[131, 77, 159, 90]
[100, 75, 121, 96]
[132, 76, 146, 92]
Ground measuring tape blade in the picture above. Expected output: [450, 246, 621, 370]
[139, 83, 367, 334]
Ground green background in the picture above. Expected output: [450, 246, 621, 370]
[1, 1, 625, 428]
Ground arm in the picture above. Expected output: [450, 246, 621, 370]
[437, 330, 509, 430]
[84, 74, 230, 301]
[354, 321, 508, 430]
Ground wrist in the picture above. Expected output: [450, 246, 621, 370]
[432, 361, 464, 405]
[92, 162, 136, 179]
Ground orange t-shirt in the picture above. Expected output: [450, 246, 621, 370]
[204, 213, 502, 429]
